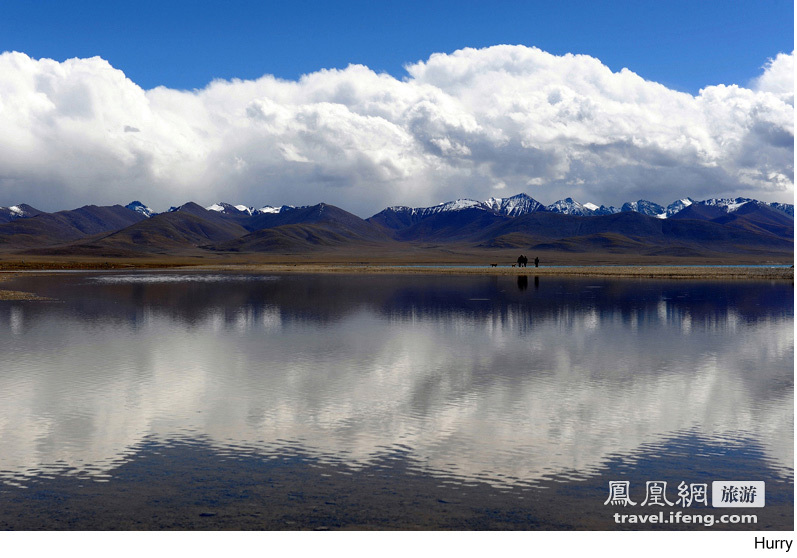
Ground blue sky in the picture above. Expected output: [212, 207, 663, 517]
[0, 1, 793, 213]
[2, 0, 792, 93]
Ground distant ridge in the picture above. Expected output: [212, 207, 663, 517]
[0, 204, 146, 248]
[0, 194, 791, 260]
[7, 194, 791, 223]
[370, 194, 790, 221]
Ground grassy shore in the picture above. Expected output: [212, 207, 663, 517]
[0, 247, 792, 270]
[0, 289, 53, 301]
[192, 263, 793, 280]
[3, 263, 790, 282]
[0, 255, 792, 287]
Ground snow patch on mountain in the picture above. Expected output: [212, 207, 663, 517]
[546, 198, 593, 216]
[0, 205, 32, 220]
[621, 200, 666, 218]
[207, 202, 291, 215]
[384, 199, 484, 219]
[206, 202, 250, 214]
[431, 199, 482, 212]
[125, 201, 156, 218]
[485, 193, 545, 216]
[665, 198, 694, 217]
[701, 197, 754, 212]
[593, 205, 621, 216]
[769, 202, 794, 218]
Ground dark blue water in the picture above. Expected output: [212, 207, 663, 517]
[0, 272, 792, 529]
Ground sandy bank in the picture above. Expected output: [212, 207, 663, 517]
[0, 289, 54, 301]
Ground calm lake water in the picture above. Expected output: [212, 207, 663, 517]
[0, 272, 792, 529]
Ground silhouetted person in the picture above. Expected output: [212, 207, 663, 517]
[534, 257, 539, 268]
[517, 255, 524, 268]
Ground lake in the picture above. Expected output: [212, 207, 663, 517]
[0, 271, 792, 529]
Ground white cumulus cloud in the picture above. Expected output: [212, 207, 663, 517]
[751, 51, 795, 104]
[0, 46, 792, 216]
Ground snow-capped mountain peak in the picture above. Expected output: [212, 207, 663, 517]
[664, 198, 694, 217]
[206, 202, 259, 215]
[207, 202, 243, 214]
[125, 201, 156, 218]
[621, 200, 666, 218]
[695, 197, 794, 216]
[0, 203, 47, 222]
[206, 202, 292, 215]
[432, 199, 482, 212]
[546, 198, 593, 216]
[700, 197, 756, 213]
[485, 193, 545, 216]
[0, 204, 34, 221]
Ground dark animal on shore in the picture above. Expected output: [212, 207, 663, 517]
[490, 263, 497, 267]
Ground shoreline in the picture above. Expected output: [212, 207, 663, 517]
[2, 264, 792, 282]
[212, 264, 795, 280]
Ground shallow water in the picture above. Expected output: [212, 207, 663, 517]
[0, 272, 792, 529]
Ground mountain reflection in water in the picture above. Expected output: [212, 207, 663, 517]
[0, 273, 792, 493]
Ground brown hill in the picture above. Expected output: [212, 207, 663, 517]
[244, 203, 390, 238]
[0, 204, 145, 248]
[61, 204, 250, 255]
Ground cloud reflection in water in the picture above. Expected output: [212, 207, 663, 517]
[0, 273, 792, 487]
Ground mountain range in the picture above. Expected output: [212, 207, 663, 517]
[0, 193, 792, 262]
